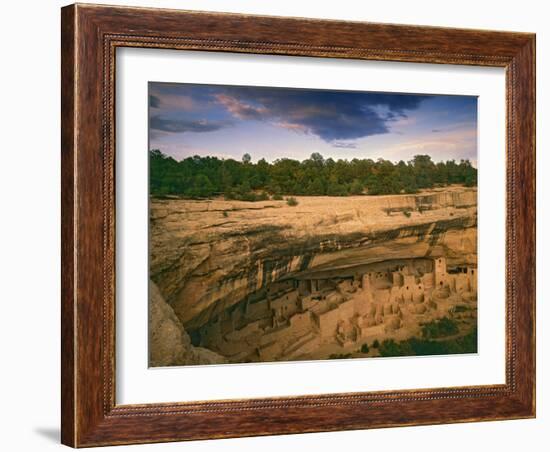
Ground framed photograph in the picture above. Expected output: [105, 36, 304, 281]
[61, 3, 536, 447]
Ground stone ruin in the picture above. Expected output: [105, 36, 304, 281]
[195, 256, 477, 363]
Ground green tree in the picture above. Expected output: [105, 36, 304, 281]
[349, 179, 364, 195]
[309, 152, 325, 164]
[186, 174, 215, 198]
[411, 154, 436, 188]
[307, 178, 325, 195]
[149, 149, 477, 199]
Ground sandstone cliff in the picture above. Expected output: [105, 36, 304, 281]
[150, 187, 477, 332]
[149, 281, 227, 366]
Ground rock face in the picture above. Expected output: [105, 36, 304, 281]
[150, 186, 477, 333]
[149, 281, 226, 366]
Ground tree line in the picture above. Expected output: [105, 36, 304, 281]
[150, 149, 477, 200]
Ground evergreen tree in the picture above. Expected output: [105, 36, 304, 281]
[349, 179, 364, 195]
[149, 150, 477, 199]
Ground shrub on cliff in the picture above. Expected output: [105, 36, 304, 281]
[286, 197, 299, 206]
[376, 328, 478, 358]
[379, 339, 415, 357]
[421, 317, 459, 339]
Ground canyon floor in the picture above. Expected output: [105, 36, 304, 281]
[149, 186, 478, 367]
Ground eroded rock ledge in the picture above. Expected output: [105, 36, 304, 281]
[150, 187, 477, 334]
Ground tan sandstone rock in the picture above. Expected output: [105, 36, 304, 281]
[149, 281, 227, 367]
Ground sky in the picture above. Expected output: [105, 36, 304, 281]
[149, 82, 477, 166]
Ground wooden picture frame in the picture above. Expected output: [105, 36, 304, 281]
[61, 3, 535, 447]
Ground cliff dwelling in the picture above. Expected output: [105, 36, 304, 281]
[189, 256, 477, 363]
[149, 187, 478, 366]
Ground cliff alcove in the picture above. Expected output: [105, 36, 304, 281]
[149, 187, 477, 365]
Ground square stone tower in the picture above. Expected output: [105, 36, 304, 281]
[434, 256, 447, 287]
[361, 273, 371, 291]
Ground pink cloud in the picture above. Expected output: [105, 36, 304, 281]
[379, 127, 477, 166]
[272, 121, 309, 134]
[214, 94, 268, 120]
[152, 93, 197, 111]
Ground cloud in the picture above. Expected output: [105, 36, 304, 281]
[214, 94, 268, 120]
[332, 142, 358, 149]
[159, 94, 197, 111]
[215, 87, 429, 143]
[149, 91, 198, 111]
[380, 127, 477, 165]
[149, 94, 161, 108]
[272, 121, 309, 134]
[150, 116, 230, 134]
[148, 82, 432, 144]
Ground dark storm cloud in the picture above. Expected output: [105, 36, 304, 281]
[150, 116, 230, 134]
[148, 82, 432, 143]
[148, 82, 478, 164]
[215, 86, 429, 142]
[149, 94, 161, 108]
[360, 93, 428, 117]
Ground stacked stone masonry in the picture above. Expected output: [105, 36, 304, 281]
[197, 256, 477, 363]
